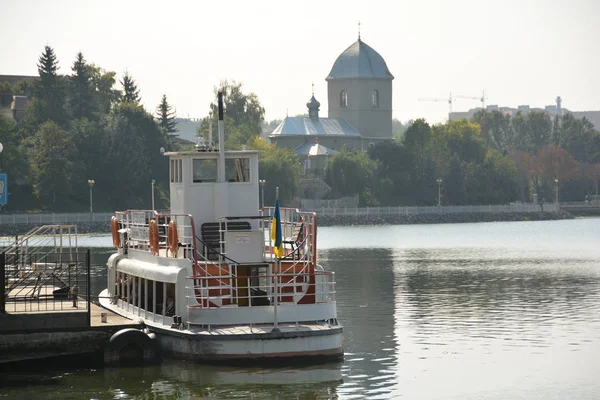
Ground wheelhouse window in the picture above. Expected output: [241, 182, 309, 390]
[225, 158, 250, 182]
[193, 159, 217, 183]
[170, 159, 182, 183]
[372, 90, 379, 107]
[340, 90, 348, 108]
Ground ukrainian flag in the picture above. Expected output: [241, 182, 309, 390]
[271, 199, 283, 258]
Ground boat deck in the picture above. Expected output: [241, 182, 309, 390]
[186, 321, 337, 336]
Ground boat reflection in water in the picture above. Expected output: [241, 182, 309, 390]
[99, 360, 343, 399]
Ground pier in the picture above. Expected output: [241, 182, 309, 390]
[0, 225, 142, 366]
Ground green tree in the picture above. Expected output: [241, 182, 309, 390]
[69, 52, 96, 119]
[325, 149, 376, 204]
[472, 110, 516, 152]
[474, 150, 519, 204]
[35, 45, 66, 124]
[512, 111, 551, 153]
[31, 121, 76, 209]
[211, 81, 264, 130]
[155, 94, 178, 135]
[403, 118, 432, 182]
[90, 66, 121, 114]
[368, 141, 411, 205]
[105, 102, 169, 209]
[558, 112, 596, 162]
[248, 137, 300, 205]
[120, 72, 140, 104]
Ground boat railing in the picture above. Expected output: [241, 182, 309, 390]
[114, 210, 198, 263]
[261, 207, 318, 266]
[185, 270, 336, 310]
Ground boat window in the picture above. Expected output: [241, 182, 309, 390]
[225, 158, 250, 182]
[193, 159, 217, 183]
[170, 159, 183, 183]
[177, 160, 182, 182]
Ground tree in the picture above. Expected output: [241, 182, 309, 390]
[209, 80, 265, 135]
[474, 150, 519, 204]
[35, 45, 66, 124]
[155, 94, 177, 135]
[120, 72, 140, 104]
[0, 115, 30, 207]
[472, 109, 516, 152]
[248, 137, 300, 205]
[105, 102, 169, 209]
[512, 111, 552, 153]
[403, 118, 432, 181]
[368, 141, 411, 205]
[90, 66, 121, 114]
[325, 149, 376, 204]
[69, 52, 96, 119]
[558, 112, 596, 162]
[30, 121, 76, 209]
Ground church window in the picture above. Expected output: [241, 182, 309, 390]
[372, 90, 379, 107]
[340, 90, 348, 108]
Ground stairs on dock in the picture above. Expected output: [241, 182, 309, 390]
[3, 225, 80, 302]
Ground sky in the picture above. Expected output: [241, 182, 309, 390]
[2, 0, 599, 124]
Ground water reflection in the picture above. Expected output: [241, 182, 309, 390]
[321, 248, 400, 399]
[2, 361, 343, 399]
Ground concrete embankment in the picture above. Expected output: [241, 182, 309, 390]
[317, 210, 575, 227]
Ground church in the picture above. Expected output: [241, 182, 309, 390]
[269, 36, 394, 175]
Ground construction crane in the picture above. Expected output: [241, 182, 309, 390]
[455, 90, 486, 110]
[418, 92, 453, 121]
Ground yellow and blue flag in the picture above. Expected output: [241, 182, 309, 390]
[271, 199, 283, 258]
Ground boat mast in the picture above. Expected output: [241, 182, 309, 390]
[217, 91, 226, 183]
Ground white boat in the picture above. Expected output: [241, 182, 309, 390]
[99, 93, 343, 363]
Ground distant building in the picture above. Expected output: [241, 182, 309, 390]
[270, 37, 394, 156]
[450, 96, 600, 129]
[0, 75, 37, 123]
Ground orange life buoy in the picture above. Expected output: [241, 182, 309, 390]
[149, 219, 159, 255]
[168, 220, 179, 255]
[111, 216, 121, 248]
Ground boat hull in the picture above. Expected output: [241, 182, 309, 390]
[99, 289, 343, 363]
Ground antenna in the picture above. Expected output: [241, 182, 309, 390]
[358, 20, 361, 40]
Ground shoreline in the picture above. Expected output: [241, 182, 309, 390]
[317, 210, 574, 227]
[0, 211, 576, 236]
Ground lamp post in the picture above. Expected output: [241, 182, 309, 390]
[259, 179, 266, 209]
[87, 179, 95, 214]
[554, 178, 559, 210]
[436, 178, 442, 207]
[151, 179, 156, 210]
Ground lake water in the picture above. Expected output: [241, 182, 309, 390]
[2, 218, 600, 399]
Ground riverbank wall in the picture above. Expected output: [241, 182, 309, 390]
[317, 210, 575, 227]
[0, 211, 576, 236]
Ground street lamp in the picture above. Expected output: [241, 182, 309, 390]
[436, 178, 443, 207]
[151, 179, 156, 210]
[554, 178, 559, 210]
[87, 179, 95, 214]
[259, 179, 266, 209]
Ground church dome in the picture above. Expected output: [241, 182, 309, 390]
[326, 39, 394, 80]
[306, 95, 320, 109]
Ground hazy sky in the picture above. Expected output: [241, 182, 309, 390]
[2, 0, 599, 124]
